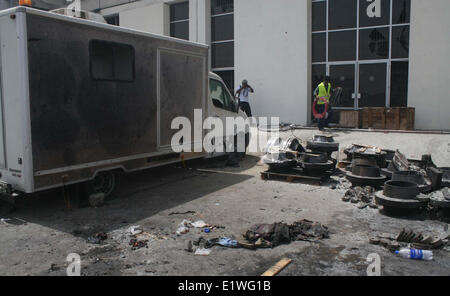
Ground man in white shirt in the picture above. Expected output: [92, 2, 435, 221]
[235, 79, 255, 117]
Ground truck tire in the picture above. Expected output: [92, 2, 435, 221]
[87, 170, 119, 200]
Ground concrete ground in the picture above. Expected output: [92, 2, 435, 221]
[0, 129, 449, 276]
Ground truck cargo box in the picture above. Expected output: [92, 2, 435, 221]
[0, 7, 209, 194]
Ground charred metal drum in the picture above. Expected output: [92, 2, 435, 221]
[306, 135, 339, 153]
[440, 167, 450, 187]
[345, 165, 387, 187]
[375, 181, 429, 211]
[392, 171, 432, 193]
[300, 152, 336, 176]
[262, 137, 304, 172]
[344, 145, 387, 168]
[345, 158, 378, 172]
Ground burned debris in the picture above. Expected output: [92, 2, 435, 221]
[337, 143, 450, 217]
[344, 145, 389, 188]
[87, 232, 108, 245]
[240, 220, 329, 249]
[342, 186, 378, 209]
[392, 171, 431, 193]
[261, 137, 450, 218]
[375, 181, 429, 212]
[306, 135, 339, 156]
[346, 164, 387, 188]
[429, 188, 450, 210]
[370, 229, 449, 251]
[186, 219, 330, 254]
[261, 136, 339, 183]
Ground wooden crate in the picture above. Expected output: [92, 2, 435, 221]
[385, 108, 401, 130]
[362, 107, 386, 129]
[385, 108, 415, 130]
[339, 110, 361, 128]
[400, 108, 415, 130]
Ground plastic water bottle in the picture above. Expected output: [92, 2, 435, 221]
[395, 248, 433, 261]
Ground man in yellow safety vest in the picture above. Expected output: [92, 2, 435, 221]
[313, 76, 338, 131]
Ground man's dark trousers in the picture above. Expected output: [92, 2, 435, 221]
[239, 102, 252, 117]
[317, 104, 333, 129]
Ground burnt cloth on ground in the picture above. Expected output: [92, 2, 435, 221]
[243, 219, 329, 248]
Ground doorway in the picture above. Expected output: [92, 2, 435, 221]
[327, 62, 388, 109]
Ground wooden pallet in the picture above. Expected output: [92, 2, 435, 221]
[260, 169, 331, 184]
[361, 107, 415, 130]
[339, 110, 361, 128]
[362, 107, 386, 129]
[385, 107, 415, 130]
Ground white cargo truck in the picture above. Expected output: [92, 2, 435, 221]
[0, 6, 247, 200]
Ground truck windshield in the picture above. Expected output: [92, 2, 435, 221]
[210, 79, 234, 111]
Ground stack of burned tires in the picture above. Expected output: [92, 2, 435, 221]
[262, 135, 339, 177]
[344, 146, 449, 213]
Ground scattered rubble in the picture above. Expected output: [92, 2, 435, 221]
[370, 229, 450, 251]
[186, 236, 235, 255]
[194, 248, 211, 256]
[342, 186, 379, 209]
[241, 220, 330, 249]
[176, 219, 213, 235]
[168, 211, 196, 216]
[128, 225, 143, 236]
[184, 220, 329, 255]
[87, 232, 108, 245]
[129, 238, 148, 250]
[429, 188, 450, 209]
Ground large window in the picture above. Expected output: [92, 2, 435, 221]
[211, 0, 234, 92]
[170, 2, 189, 40]
[312, 0, 411, 108]
[90, 40, 135, 82]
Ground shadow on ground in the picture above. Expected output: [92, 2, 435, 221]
[0, 156, 260, 237]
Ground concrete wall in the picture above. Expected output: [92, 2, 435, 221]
[118, 1, 169, 36]
[108, 0, 313, 125]
[189, 0, 210, 44]
[234, 0, 311, 125]
[408, 0, 450, 131]
[99, 0, 209, 44]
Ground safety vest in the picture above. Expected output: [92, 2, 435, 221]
[317, 82, 331, 105]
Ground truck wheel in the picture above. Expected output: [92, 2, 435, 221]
[89, 171, 118, 199]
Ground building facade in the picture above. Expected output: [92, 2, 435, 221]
[2, 0, 450, 130]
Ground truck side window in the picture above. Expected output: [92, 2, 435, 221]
[90, 40, 135, 82]
[210, 79, 235, 111]
[210, 79, 226, 109]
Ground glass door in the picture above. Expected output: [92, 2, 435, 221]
[358, 62, 388, 108]
[328, 63, 356, 108]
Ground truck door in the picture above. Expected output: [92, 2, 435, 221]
[209, 78, 239, 152]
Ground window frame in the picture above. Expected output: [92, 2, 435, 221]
[211, 0, 234, 88]
[311, 0, 410, 109]
[89, 39, 136, 83]
[170, 1, 189, 40]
